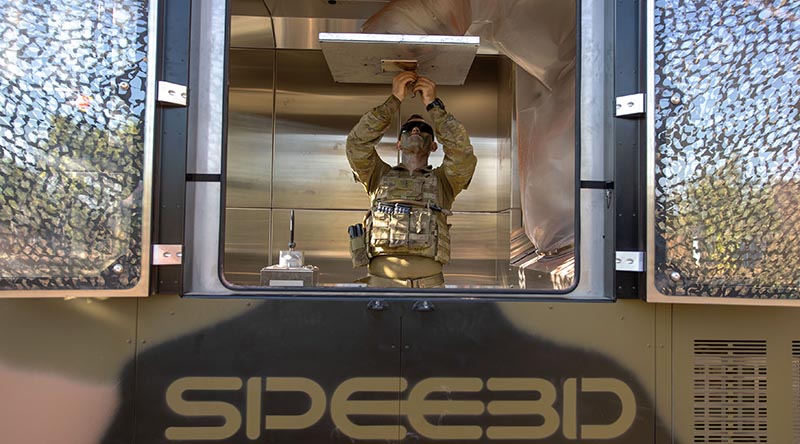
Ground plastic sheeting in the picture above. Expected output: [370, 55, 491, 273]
[362, 0, 577, 270]
[361, 0, 472, 36]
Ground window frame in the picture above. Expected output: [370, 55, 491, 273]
[183, 0, 615, 301]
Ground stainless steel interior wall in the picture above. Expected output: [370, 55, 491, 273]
[224, 48, 514, 286]
[224, 49, 275, 285]
[496, 57, 515, 285]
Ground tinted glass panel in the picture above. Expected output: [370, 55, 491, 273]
[654, 0, 800, 298]
[0, 0, 150, 291]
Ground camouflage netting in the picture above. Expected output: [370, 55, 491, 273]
[654, 0, 800, 298]
[0, 0, 149, 290]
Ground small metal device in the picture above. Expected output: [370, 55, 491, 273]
[260, 210, 319, 287]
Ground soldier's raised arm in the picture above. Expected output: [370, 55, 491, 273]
[346, 72, 417, 192]
[413, 76, 477, 196]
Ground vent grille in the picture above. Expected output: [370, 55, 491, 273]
[793, 342, 800, 444]
[693, 340, 767, 443]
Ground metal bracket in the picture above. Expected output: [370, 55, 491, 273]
[616, 251, 645, 272]
[615, 93, 645, 117]
[157, 81, 188, 106]
[153, 244, 183, 265]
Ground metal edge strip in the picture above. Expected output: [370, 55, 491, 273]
[645, 0, 658, 302]
[318, 32, 480, 45]
[2, 0, 157, 298]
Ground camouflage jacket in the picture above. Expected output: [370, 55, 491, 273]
[345, 95, 477, 209]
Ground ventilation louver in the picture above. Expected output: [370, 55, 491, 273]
[693, 340, 767, 443]
[792, 342, 800, 444]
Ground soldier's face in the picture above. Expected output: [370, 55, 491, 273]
[398, 120, 434, 155]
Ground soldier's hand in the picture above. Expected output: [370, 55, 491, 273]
[392, 71, 418, 102]
[413, 76, 437, 106]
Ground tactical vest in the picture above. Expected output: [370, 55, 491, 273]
[366, 168, 451, 264]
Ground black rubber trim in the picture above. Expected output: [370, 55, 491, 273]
[186, 173, 221, 182]
[580, 180, 614, 190]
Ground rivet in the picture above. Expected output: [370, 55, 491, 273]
[670, 271, 681, 281]
[119, 82, 129, 90]
[670, 93, 681, 105]
[112, 263, 124, 274]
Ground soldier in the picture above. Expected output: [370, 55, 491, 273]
[346, 71, 477, 288]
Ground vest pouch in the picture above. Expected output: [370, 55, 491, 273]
[348, 222, 369, 268]
[389, 212, 410, 247]
[407, 207, 435, 251]
[434, 219, 451, 264]
[349, 235, 369, 268]
[368, 206, 437, 259]
[369, 210, 391, 248]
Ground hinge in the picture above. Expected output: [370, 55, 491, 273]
[153, 244, 183, 265]
[157, 81, 188, 106]
[615, 93, 645, 117]
[616, 251, 645, 272]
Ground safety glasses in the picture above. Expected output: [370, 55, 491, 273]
[400, 120, 434, 137]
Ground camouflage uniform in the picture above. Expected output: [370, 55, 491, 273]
[346, 95, 477, 287]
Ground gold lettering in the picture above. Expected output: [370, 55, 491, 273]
[264, 377, 326, 430]
[580, 378, 636, 439]
[331, 377, 407, 440]
[485, 378, 559, 440]
[165, 376, 243, 441]
[403, 377, 484, 440]
[562, 378, 577, 439]
[246, 377, 261, 439]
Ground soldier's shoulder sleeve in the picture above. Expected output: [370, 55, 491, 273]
[346, 95, 398, 191]
[429, 107, 477, 196]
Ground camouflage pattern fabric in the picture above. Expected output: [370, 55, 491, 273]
[346, 95, 476, 272]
